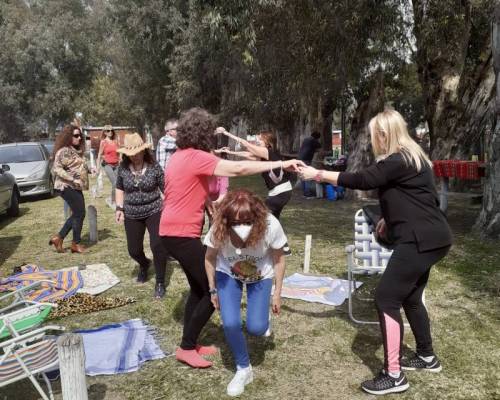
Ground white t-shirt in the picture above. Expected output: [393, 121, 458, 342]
[204, 214, 287, 283]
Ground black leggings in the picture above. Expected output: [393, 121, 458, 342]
[161, 236, 214, 350]
[59, 187, 86, 243]
[124, 211, 167, 284]
[375, 243, 450, 373]
[265, 190, 292, 220]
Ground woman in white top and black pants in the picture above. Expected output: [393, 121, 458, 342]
[217, 130, 293, 219]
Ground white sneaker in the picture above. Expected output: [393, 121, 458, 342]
[263, 316, 272, 337]
[227, 366, 253, 397]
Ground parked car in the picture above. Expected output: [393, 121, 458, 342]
[0, 143, 53, 197]
[0, 164, 20, 217]
[40, 139, 55, 155]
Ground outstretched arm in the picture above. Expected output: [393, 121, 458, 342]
[213, 158, 304, 178]
[215, 127, 269, 160]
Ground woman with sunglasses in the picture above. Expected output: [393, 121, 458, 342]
[115, 133, 168, 299]
[96, 124, 119, 207]
[50, 124, 88, 253]
[204, 189, 286, 396]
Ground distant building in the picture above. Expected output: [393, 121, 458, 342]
[82, 126, 136, 152]
[332, 130, 342, 157]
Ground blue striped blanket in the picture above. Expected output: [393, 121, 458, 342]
[76, 319, 167, 376]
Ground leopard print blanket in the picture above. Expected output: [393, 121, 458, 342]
[49, 293, 136, 319]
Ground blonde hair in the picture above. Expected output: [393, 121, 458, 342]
[368, 108, 432, 171]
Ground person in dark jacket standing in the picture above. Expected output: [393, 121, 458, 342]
[298, 131, 321, 197]
[299, 109, 452, 396]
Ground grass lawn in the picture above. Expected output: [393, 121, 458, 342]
[1, 175, 499, 400]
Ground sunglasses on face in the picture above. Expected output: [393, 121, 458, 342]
[73, 134, 81, 138]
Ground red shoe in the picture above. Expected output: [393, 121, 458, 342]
[196, 345, 218, 356]
[175, 348, 213, 368]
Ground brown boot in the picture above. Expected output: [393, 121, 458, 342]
[71, 242, 86, 254]
[49, 235, 65, 253]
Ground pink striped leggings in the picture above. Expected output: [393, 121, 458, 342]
[375, 243, 450, 373]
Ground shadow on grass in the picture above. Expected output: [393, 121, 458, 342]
[0, 235, 22, 267]
[81, 228, 114, 247]
[0, 207, 29, 230]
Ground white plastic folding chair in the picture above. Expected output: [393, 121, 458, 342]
[0, 325, 64, 400]
[345, 209, 393, 325]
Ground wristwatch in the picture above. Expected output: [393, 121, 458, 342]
[209, 288, 217, 295]
[115, 205, 124, 212]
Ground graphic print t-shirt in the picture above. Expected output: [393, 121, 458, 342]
[204, 214, 287, 283]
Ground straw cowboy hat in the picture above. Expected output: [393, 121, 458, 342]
[117, 133, 152, 156]
[103, 124, 113, 132]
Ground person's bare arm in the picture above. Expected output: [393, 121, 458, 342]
[215, 149, 259, 160]
[213, 158, 304, 177]
[215, 127, 268, 159]
[271, 248, 286, 315]
[299, 166, 340, 185]
[205, 246, 219, 310]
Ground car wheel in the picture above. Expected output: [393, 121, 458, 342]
[6, 188, 20, 217]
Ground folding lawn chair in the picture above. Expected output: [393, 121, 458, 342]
[0, 282, 56, 339]
[0, 325, 64, 400]
[345, 209, 393, 325]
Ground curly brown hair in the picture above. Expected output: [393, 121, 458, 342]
[211, 189, 269, 248]
[258, 131, 277, 151]
[52, 124, 84, 158]
[175, 107, 217, 152]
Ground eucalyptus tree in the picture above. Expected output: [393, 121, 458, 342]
[0, 0, 96, 140]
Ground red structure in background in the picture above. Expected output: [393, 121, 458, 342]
[433, 160, 486, 213]
[433, 160, 486, 180]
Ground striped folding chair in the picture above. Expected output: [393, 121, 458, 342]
[345, 209, 393, 325]
[0, 325, 64, 400]
[0, 282, 56, 340]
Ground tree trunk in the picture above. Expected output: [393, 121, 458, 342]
[345, 70, 385, 199]
[475, 4, 500, 239]
[412, 0, 495, 160]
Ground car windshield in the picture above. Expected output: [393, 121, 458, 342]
[0, 145, 44, 163]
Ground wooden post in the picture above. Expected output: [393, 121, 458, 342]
[57, 333, 88, 400]
[88, 205, 98, 243]
[439, 177, 449, 213]
[303, 235, 312, 273]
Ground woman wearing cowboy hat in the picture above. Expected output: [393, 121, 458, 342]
[115, 133, 169, 299]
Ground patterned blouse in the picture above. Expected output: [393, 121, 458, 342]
[52, 146, 89, 191]
[116, 162, 164, 219]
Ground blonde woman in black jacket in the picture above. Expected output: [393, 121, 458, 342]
[299, 109, 452, 396]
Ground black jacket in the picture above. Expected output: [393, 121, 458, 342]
[338, 153, 452, 252]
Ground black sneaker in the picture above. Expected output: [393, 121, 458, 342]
[154, 282, 166, 299]
[401, 354, 442, 372]
[137, 259, 151, 283]
[361, 370, 409, 395]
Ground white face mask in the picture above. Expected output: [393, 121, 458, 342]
[232, 224, 253, 242]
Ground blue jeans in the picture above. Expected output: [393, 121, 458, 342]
[216, 271, 272, 369]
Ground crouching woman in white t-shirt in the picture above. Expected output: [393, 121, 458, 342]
[204, 189, 287, 397]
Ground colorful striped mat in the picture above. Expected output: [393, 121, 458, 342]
[0, 265, 83, 303]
